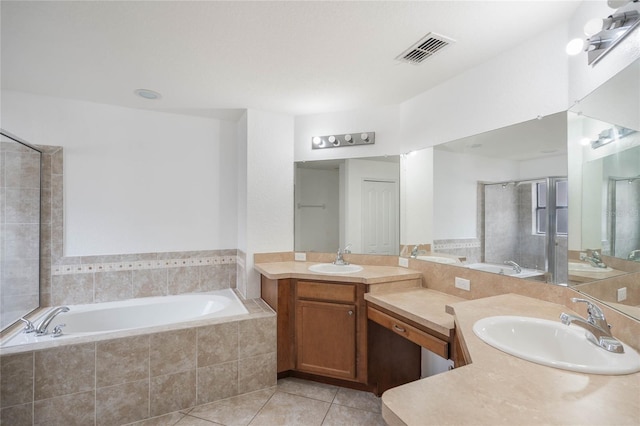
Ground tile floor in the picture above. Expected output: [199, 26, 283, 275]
[127, 377, 386, 426]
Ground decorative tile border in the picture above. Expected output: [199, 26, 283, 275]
[433, 241, 481, 250]
[53, 256, 237, 276]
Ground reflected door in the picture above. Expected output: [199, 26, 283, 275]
[362, 180, 398, 254]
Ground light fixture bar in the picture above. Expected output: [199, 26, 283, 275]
[586, 4, 640, 66]
[311, 132, 375, 150]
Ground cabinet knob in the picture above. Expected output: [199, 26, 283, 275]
[348, 310, 354, 316]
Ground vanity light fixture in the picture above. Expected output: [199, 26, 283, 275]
[311, 132, 375, 150]
[567, 0, 640, 66]
[590, 126, 636, 149]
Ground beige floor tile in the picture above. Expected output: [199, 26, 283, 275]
[248, 392, 330, 426]
[276, 377, 339, 403]
[332, 387, 381, 413]
[189, 388, 276, 426]
[321, 404, 386, 426]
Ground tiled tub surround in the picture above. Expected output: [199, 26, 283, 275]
[0, 298, 276, 426]
[49, 251, 238, 306]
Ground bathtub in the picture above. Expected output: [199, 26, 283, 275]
[1, 288, 249, 349]
[465, 262, 545, 279]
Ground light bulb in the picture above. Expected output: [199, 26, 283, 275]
[312, 136, 322, 145]
[584, 18, 610, 36]
[566, 38, 585, 55]
[580, 137, 591, 146]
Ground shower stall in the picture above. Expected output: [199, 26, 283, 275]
[483, 176, 568, 284]
[608, 176, 640, 259]
[0, 130, 42, 329]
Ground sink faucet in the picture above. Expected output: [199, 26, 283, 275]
[504, 260, 522, 274]
[334, 244, 352, 265]
[628, 249, 640, 261]
[35, 306, 69, 336]
[583, 249, 607, 268]
[410, 244, 420, 258]
[560, 298, 623, 353]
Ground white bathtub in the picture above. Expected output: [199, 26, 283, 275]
[1, 288, 248, 349]
[465, 262, 545, 279]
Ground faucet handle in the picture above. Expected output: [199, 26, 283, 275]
[571, 298, 608, 324]
[51, 324, 66, 338]
[19, 318, 36, 333]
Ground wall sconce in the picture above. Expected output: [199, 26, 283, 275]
[567, 0, 640, 66]
[311, 132, 375, 150]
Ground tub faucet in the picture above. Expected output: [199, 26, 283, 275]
[35, 306, 69, 336]
[583, 249, 607, 268]
[560, 298, 623, 353]
[628, 249, 640, 261]
[334, 244, 352, 265]
[504, 260, 522, 274]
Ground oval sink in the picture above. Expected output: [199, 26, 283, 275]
[416, 255, 460, 264]
[473, 316, 640, 375]
[307, 263, 363, 274]
[569, 261, 613, 273]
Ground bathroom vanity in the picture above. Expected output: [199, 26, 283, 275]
[256, 261, 454, 393]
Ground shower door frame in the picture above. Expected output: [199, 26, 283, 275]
[1, 129, 43, 329]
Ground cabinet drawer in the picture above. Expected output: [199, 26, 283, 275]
[367, 306, 448, 359]
[297, 281, 356, 303]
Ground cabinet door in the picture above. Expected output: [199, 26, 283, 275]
[295, 300, 357, 379]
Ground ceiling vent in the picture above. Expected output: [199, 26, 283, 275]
[396, 32, 455, 65]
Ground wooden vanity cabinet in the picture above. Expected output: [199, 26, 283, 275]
[261, 276, 369, 385]
[295, 280, 368, 383]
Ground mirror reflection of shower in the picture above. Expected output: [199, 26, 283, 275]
[482, 177, 568, 283]
[0, 130, 42, 329]
[608, 176, 640, 260]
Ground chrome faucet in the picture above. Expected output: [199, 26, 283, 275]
[35, 306, 69, 336]
[560, 298, 623, 353]
[410, 244, 420, 258]
[334, 244, 352, 265]
[583, 249, 607, 268]
[19, 317, 36, 333]
[504, 260, 522, 274]
[628, 249, 640, 261]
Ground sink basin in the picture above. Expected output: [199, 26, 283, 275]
[473, 316, 640, 375]
[307, 263, 363, 274]
[569, 261, 613, 273]
[416, 255, 459, 264]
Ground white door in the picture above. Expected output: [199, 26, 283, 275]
[361, 179, 398, 254]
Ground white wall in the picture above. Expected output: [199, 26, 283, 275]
[401, 148, 433, 246]
[244, 109, 294, 298]
[399, 23, 570, 153]
[1, 90, 237, 256]
[433, 150, 519, 240]
[294, 167, 339, 252]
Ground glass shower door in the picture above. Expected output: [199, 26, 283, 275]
[0, 130, 42, 329]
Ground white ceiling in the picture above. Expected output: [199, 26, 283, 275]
[1, 1, 581, 119]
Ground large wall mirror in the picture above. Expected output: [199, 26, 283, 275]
[568, 58, 640, 320]
[294, 156, 400, 255]
[405, 112, 569, 284]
